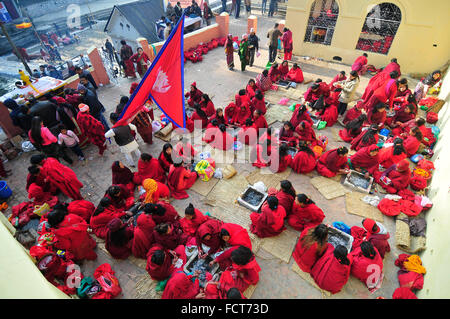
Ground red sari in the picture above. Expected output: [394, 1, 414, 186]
[378, 146, 406, 169]
[203, 125, 219, 144]
[250, 202, 286, 238]
[232, 106, 252, 126]
[268, 188, 295, 215]
[132, 213, 156, 259]
[90, 206, 126, 239]
[349, 145, 380, 174]
[288, 203, 325, 231]
[293, 227, 327, 273]
[316, 149, 348, 178]
[364, 79, 398, 111]
[320, 104, 338, 127]
[158, 151, 173, 173]
[350, 246, 383, 286]
[112, 163, 135, 194]
[133, 158, 166, 185]
[180, 209, 210, 236]
[329, 74, 347, 90]
[295, 121, 317, 145]
[246, 84, 257, 100]
[40, 157, 83, 200]
[350, 131, 379, 151]
[196, 219, 224, 255]
[290, 150, 317, 174]
[253, 115, 268, 131]
[290, 107, 313, 128]
[251, 97, 267, 115]
[190, 111, 208, 128]
[162, 271, 200, 299]
[403, 135, 421, 157]
[374, 167, 411, 194]
[201, 100, 216, 117]
[286, 67, 304, 83]
[221, 223, 252, 249]
[251, 144, 271, 168]
[367, 109, 387, 126]
[310, 244, 352, 294]
[77, 111, 106, 155]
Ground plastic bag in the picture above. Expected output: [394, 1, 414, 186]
[195, 160, 215, 182]
[151, 121, 162, 132]
[317, 121, 327, 130]
[213, 169, 223, 179]
[253, 181, 267, 193]
[22, 141, 35, 152]
[278, 97, 290, 105]
[256, 51, 261, 58]
[33, 203, 50, 217]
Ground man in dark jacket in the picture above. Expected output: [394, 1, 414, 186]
[75, 66, 98, 90]
[28, 98, 59, 129]
[248, 28, 259, 67]
[267, 23, 282, 63]
[78, 83, 110, 131]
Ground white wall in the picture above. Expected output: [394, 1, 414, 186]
[106, 8, 142, 53]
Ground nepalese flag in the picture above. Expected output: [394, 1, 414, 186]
[115, 14, 186, 128]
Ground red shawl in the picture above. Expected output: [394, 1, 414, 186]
[350, 145, 380, 174]
[368, 233, 391, 259]
[112, 162, 134, 185]
[190, 111, 208, 128]
[221, 223, 252, 249]
[76, 111, 105, 146]
[268, 188, 295, 215]
[167, 166, 190, 199]
[320, 104, 338, 127]
[293, 227, 327, 273]
[105, 223, 134, 259]
[295, 121, 316, 144]
[232, 105, 252, 126]
[268, 66, 281, 82]
[343, 104, 362, 125]
[363, 72, 390, 102]
[383, 61, 401, 77]
[237, 126, 257, 145]
[185, 116, 194, 132]
[320, 149, 348, 173]
[279, 127, 296, 142]
[27, 183, 58, 206]
[350, 246, 383, 285]
[132, 213, 155, 259]
[41, 157, 83, 200]
[251, 97, 267, 115]
[286, 67, 304, 83]
[290, 150, 317, 174]
[186, 88, 203, 106]
[387, 168, 411, 191]
[180, 209, 210, 236]
[246, 84, 257, 100]
[224, 103, 237, 124]
[274, 154, 293, 173]
[288, 203, 325, 232]
[378, 146, 406, 168]
[90, 206, 125, 239]
[251, 144, 271, 168]
[231, 257, 262, 289]
[201, 100, 216, 117]
[367, 108, 386, 126]
[196, 219, 224, 254]
[162, 272, 200, 299]
[403, 135, 421, 157]
[250, 202, 286, 238]
[235, 94, 251, 109]
[208, 113, 226, 126]
[373, 79, 398, 110]
[339, 127, 361, 142]
[350, 130, 379, 151]
[151, 201, 180, 226]
[310, 244, 352, 294]
[329, 74, 347, 89]
[146, 244, 174, 281]
[253, 115, 268, 131]
[290, 106, 313, 128]
[158, 150, 173, 173]
[105, 184, 134, 211]
[278, 64, 289, 79]
[134, 158, 166, 185]
[67, 200, 95, 223]
[151, 226, 184, 250]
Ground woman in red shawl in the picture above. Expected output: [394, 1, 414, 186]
[250, 196, 286, 238]
[111, 161, 135, 194]
[350, 125, 379, 151]
[286, 63, 304, 83]
[319, 99, 339, 127]
[387, 104, 415, 128]
[339, 114, 367, 143]
[329, 71, 347, 90]
[180, 204, 210, 237]
[133, 153, 166, 185]
[402, 127, 423, 157]
[268, 62, 281, 82]
[348, 145, 380, 175]
[367, 102, 387, 128]
[152, 222, 188, 251]
[162, 271, 203, 299]
[90, 197, 127, 239]
[105, 184, 134, 211]
[251, 90, 267, 115]
[132, 212, 156, 258]
[395, 254, 425, 291]
[290, 104, 313, 129]
[26, 165, 56, 194]
[278, 60, 290, 80]
[76, 104, 107, 155]
[227, 246, 261, 292]
[271, 143, 293, 173]
[146, 244, 187, 281]
[30, 154, 83, 200]
[190, 104, 209, 129]
[174, 138, 197, 163]
[268, 180, 296, 216]
[185, 82, 203, 107]
[194, 219, 223, 260]
[288, 194, 325, 232]
[350, 241, 383, 289]
[279, 121, 297, 147]
[342, 101, 364, 126]
[232, 104, 252, 127]
[199, 94, 215, 117]
[144, 202, 180, 227]
[47, 206, 97, 261]
[362, 70, 399, 103]
[28, 183, 58, 207]
[295, 120, 317, 146]
[130, 47, 150, 78]
[66, 199, 95, 223]
[158, 143, 174, 173]
[246, 79, 258, 100]
[203, 119, 220, 144]
[377, 138, 406, 169]
[374, 159, 411, 194]
[316, 147, 349, 178]
[362, 218, 391, 259]
[209, 108, 226, 126]
[250, 139, 272, 168]
[252, 110, 268, 132]
[351, 53, 368, 75]
[364, 78, 406, 112]
[120, 40, 136, 78]
[211, 124, 234, 150]
[105, 217, 134, 259]
[167, 162, 198, 199]
[290, 142, 317, 174]
[237, 119, 257, 145]
[224, 102, 237, 125]
[281, 27, 293, 60]
[293, 224, 328, 273]
[311, 244, 353, 294]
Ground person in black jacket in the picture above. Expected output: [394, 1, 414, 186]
[248, 28, 259, 67]
[4, 98, 32, 133]
[27, 97, 59, 129]
[77, 83, 110, 131]
[75, 66, 98, 90]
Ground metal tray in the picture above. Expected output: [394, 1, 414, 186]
[343, 170, 374, 193]
[327, 226, 354, 253]
[237, 186, 268, 212]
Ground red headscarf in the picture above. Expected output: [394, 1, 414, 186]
[221, 223, 252, 249]
[132, 213, 155, 259]
[196, 219, 224, 254]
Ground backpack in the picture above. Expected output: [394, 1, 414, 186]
[77, 277, 101, 299]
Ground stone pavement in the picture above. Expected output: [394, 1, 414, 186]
[1, 12, 419, 299]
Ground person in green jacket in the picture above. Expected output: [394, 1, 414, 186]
[239, 34, 250, 72]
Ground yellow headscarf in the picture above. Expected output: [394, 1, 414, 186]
[142, 179, 158, 204]
[404, 255, 426, 274]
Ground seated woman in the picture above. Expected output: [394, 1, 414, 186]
[250, 139, 272, 168]
[105, 217, 134, 259]
[46, 205, 97, 261]
[105, 185, 134, 211]
[386, 104, 415, 128]
[144, 202, 180, 226]
[402, 127, 423, 157]
[342, 101, 364, 126]
[203, 119, 220, 144]
[199, 94, 215, 117]
[237, 119, 257, 145]
[162, 271, 204, 299]
[180, 203, 210, 237]
[146, 244, 187, 281]
[367, 102, 387, 129]
[250, 196, 286, 238]
[158, 143, 174, 173]
[185, 114, 194, 133]
[270, 143, 292, 173]
[26, 165, 57, 194]
[329, 71, 346, 90]
[167, 162, 198, 199]
[295, 120, 317, 146]
[350, 125, 379, 151]
[286, 63, 304, 83]
[185, 82, 203, 107]
[290, 141, 317, 174]
[374, 159, 411, 194]
[377, 138, 406, 169]
[316, 147, 350, 178]
[348, 145, 380, 176]
[304, 82, 328, 105]
[318, 98, 339, 127]
[235, 89, 251, 109]
[268, 180, 296, 216]
[350, 241, 383, 290]
[279, 121, 297, 147]
[111, 161, 135, 194]
[256, 69, 272, 92]
[90, 197, 127, 239]
[152, 222, 188, 250]
[232, 104, 252, 127]
[278, 60, 289, 80]
[246, 79, 258, 100]
[251, 90, 266, 115]
[293, 224, 328, 273]
[252, 110, 268, 132]
[140, 178, 170, 204]
[196, 219, 224, 257]
[268, 62, 281, 83]
[227, 246, 261, 292]
[290, 104, 313, 129]
[190, 103, 209, 129]
[310, 244, 353, 294]
[362, 218, 391, 259]
[288, 194, 325, 232]
[174, 138, 197, 163]
[211, 124, 234, 150]
[339, 114, 367, 143]
[132, 212, 156, 259]
[134, 153, 166, 185]
[209, 108, 226, 126]
[224, 102, 237, 125]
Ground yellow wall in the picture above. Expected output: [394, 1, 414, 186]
[286, 0, 450, 75]
[417, 69, 450, 298]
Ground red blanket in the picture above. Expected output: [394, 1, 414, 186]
[293, 227, 326, 273]
[288, 202, 325, 231]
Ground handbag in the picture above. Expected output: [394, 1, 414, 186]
[33, 203, 50, 217]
